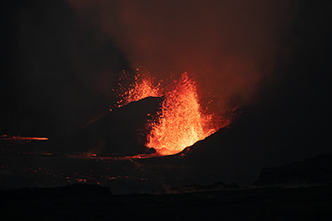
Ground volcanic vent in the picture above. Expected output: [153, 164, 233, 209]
[115, 71, 231, 156]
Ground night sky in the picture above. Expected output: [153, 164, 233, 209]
[1, 0, 332, 193]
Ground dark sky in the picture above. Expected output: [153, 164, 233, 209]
[1, 0, 332, 192]
[1, 0, 131, 137]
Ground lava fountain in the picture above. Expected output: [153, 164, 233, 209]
[116, 71, 230, 156]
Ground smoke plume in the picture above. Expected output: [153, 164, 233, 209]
[66, 0, 296, 113]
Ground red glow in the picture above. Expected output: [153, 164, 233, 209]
[117, 72, 230, 156]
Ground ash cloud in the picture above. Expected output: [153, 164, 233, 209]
[66, 0, 297, 113]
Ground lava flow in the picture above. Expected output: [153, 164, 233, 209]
[0, 135, 48, 141]
[117, 71, 230, 156]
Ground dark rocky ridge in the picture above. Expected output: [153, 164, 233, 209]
[2, 154, 332, 220]
[165, 181, 238, 194]
[254, 154, 332, 187]
[56, 96, 163, 156]
[1, 182, 332, 220]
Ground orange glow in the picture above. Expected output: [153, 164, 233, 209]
[146, 72, 216, 155]
[0, 135, 48, 141]
[66, 152, 160, 160]
[116, 73, 162, 108]
[117, 72, 230, 156]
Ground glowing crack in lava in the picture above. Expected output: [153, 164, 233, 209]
[116, 71, 230, 156]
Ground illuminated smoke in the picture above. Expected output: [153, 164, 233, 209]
[66, 0, 296, 114]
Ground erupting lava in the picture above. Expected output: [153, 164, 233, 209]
[116, 72, 162, 107]
[117, 71, 229, 156]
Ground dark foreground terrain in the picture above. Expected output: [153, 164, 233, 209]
[1, 183, 332, 220]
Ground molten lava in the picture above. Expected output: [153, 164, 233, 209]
[0, 135, 48, 141]
[117, 71, 229, 156]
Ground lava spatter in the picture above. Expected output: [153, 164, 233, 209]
[116, 71, 230, 155]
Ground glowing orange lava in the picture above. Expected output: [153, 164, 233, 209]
[146, 73, 217, 155]
[117, 71, 229, 156]
[0, 135, 48, 141]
